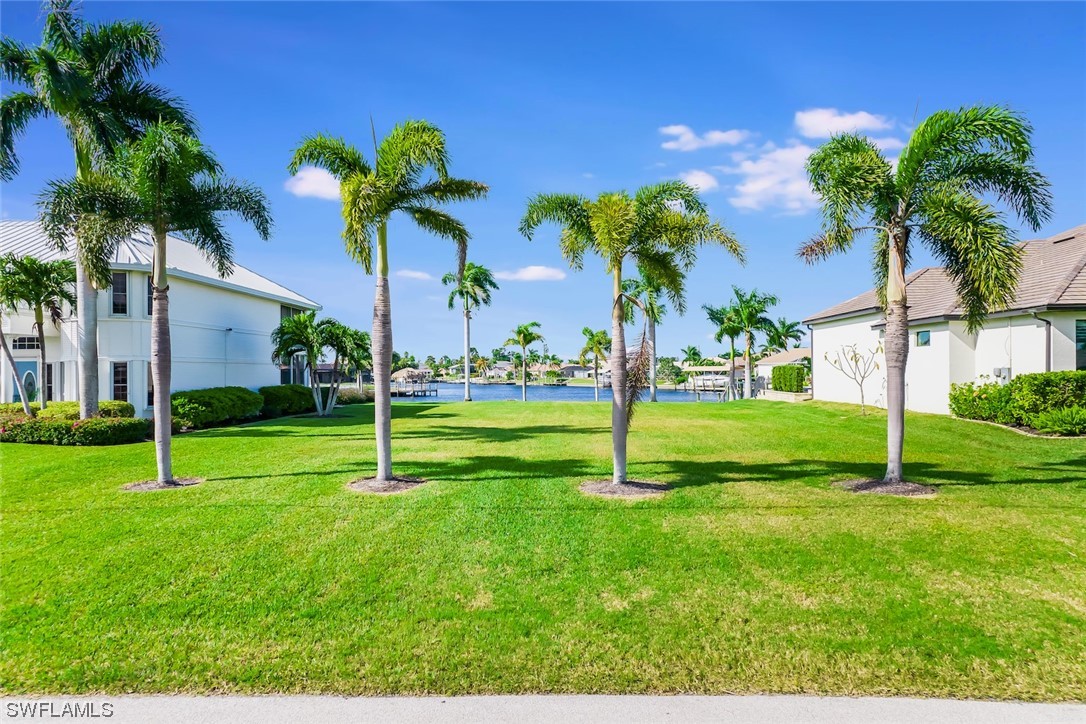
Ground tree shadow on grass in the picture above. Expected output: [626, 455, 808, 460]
[395, 424, 610, 443]
[194, 404, 454, 439]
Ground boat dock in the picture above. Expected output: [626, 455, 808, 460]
[391, 380, 439, 397]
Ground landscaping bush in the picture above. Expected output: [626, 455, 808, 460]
[171, 386, 263, 429]
[1005, 371, 1086, 424]
[949, 378, 1014, 424]
[771, 365, 806, 393]
[0, 400, 134, 419]
[334, 387, 368, 405]
[0, 415, 149, 445]
[258, 384, 316, 417]
[1030, 406, 1086, 436]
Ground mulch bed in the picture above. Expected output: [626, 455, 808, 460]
[347, 477, 427, 495]
[124, 477, 204, 492]
[833, 478, 937, 497]
[580, 480, 671, 499]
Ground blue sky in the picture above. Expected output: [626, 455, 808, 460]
[2, 1, 1084, 361]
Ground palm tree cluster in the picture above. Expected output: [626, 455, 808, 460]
[271, 311, 369, 417]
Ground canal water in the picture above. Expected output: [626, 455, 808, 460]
[398, 382, 711, 403]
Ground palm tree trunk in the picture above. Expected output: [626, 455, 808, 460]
[611, 268, 628, 484]
[150, 228, 173, 484]
[884, 232, 909, 483]
[1, 322, 33, 416]
[463, 307, 471, 402]
[648, 317, 657, 403]
[34, 307, 47, 410]
[308, 359, 324, 415]
[594, 354, 600, 402]
[744, 332, 753, 400]
[729, 337, 738, 401]
[521, 346, 527, 402]
[74, 146, 99, 419]
[372, 222, 394, 481]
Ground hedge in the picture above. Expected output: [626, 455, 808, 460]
[771, 365, 807, 393]
[0, 416, 149, 445]
[258, 384, 316, 417]
[0, 400, 134, 419]
[334, 387, 370, 405]
[949, 371, 1086, 431]
[171, 386, 264, 429]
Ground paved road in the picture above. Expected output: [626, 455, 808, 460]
[3, 695, 1084, 723]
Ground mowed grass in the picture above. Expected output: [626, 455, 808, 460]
[1, 401, 1084, 700]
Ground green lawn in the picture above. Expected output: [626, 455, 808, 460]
[2, 401, 1084, 699]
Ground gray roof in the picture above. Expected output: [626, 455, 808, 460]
[804, 223, 1086, 324]
[0, 220, 319, 309]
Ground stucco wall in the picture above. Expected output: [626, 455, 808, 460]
[810, 314, 886, 409]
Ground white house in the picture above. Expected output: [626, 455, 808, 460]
[1, 221, 320, 417]
[804, 223, 1086, 414]
[755, 347, 810, 389]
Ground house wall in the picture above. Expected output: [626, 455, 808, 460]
[1, 270, 299, 417]
[902, 322, 952, 414]
[810, 313, 886, 408]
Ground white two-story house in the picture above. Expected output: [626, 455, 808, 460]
[804, 223, 1086, 414]
[1, 220, 320, 417]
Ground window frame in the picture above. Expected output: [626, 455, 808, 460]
[112, 361, 129, 402]
[11, 336, 40, 350]
[147, 276, 154, 317]
[1076, 320, 1086, 371]
[916, 330, 931, 347]
[111, 272, 129, 316]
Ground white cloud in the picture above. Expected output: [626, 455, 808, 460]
[582, 172, 595, 179]
[396, 269, 434, 281]
[794, 108, 894, 138]
[678, 169, 719, 193]
[871, 136, 906, 151]
[284, 166, 340, 200]
[717, 142, 818, 214]
[660, 124, 750, 151]
[494, 265, 566, 282]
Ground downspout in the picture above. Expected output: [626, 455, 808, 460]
[1031, 311, 1053, 372]
[806, 323, 814, 397]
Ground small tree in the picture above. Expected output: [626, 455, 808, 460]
[827, 343, 882, 414]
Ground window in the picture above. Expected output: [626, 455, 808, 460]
[916, 330, 931, 347]
[1077, 320, 1086, 371]
[280, 367, 292, 385]
[147, 276, 154, 316]
[147, 362, 154, 407]
[280, 304, 303, 320]
[112, 362, 128, 402]
[111, 272, 128, 315]
[11, 336, 39, 350]
[45, 364, 54, 402]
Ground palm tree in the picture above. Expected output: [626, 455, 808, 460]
[521, 182, 744, 485]
[442, 262, 498, 401]
[322, 322, 370, 410]
[579, 327, 611, 402]
[703, 303, 744, 401]
[1, 255, 76, 410]
[272, 311, 332, 415]
[474, 355, 490, 380]
[801, 105, 1051, 483]
[504, 322, 544, 402]
[490, 347, 508, 362]
[622, 269, 667, 402]
[1, 0, 193, 419]
[0, 258, 36, 415]
[288, 121, 487, 483]
[39, 121, 270, 486]
[728, 287, 778, 400]
[763, 317, 805, 355]
[680, 345, 702, 367]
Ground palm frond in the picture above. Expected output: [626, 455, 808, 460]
[377, 119, 449, 187]
[624, 332, 652, 430]
[405, 205, 470, 277]
[412, 177, 489, 204]
[0, 37, 36, 86]
[288, 133, 370, 180]
[924, 151, 1052, 231]
[79, 19, 163, 85]
[0, 92, 47, 180]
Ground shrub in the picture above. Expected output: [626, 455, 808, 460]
[1005, 371, 1086, 424]
[1030, 406, 1086, 436]
[0, 416, 149, 445]
[258, 384, 316, 417]
[771, 365, 806, 393]
[949, 378, 1014, 424]
[0, 400, 135, 419]
[334, 387, 369, 405]
[171, 386, 263, 429]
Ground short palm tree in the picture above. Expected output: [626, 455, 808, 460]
[40, 121, 270, 486]
[442, 262, 498, 401]
[579, 327, 611, 402]
[504, 322, 544, 402]
[703, 303, 744, 401]
[474, 355, 490, 379]
[727, 287, 778, 400]
[802, 105, 1051, 483]
[0, 255, 76, 411]
[1, 0, 192, 418]
[680, 345, 702, 366]
[622, 269, 667, 402]
[321, 322, 370, 410]
[762, 317, 805, 354]
[273, 312, 335, 416]
[520, 182, 744, 484]
[288, 121, 487, 483]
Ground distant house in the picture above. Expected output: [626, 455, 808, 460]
[756, 348, 811, 389]
[0, 220, 320, 416]
[486, 360, 514, 379]
[805, 223, 1086, 414]
[559, 363, 590, 378]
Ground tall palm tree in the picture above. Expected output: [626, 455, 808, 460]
[579, 327, 611, 402]
[703, 303, 744, 401]
[0, 258, 36, 415]
[802, 105, 1051, 483]
[521, 182, 744, 485]
[442, 262, 498, 401]
[1, 255, 76, 410]
[40, 122, 271, 486]
[622, 269, 667, 402]
[288, 121, 487, 483]
[504, 322, 544, 402]
[762, 317, 805, 354]
[680, 345, 702, 367]
[1, 0, 193, 419]
[728, 287, 778, 400]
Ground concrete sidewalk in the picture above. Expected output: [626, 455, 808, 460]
[3, 695, 1084, 723]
